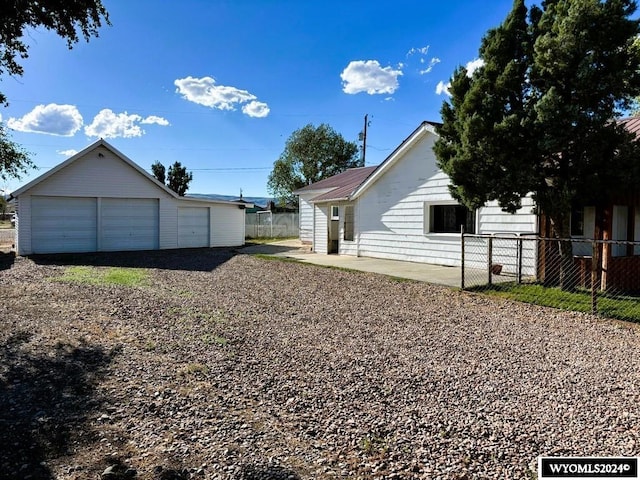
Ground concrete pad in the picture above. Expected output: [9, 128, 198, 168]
[241, 239, 470, 287]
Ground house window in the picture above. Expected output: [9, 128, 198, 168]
[571, 206, 584, 236]
[426, 203, 476, 234]
[344, 205, 354, 241]
[330, 205, 339, 220]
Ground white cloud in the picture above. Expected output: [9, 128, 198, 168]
[242, 101, 270, 118]
[435, 58, 486, 97]
[84, 109, 170, 138]
[466, 58, 485, 77]
[174, 76, 269, 117]
[436, 81, 451, 96]
[407, 46, 430, 56]
[340, 60, 403, 95]
[420, 57, 441, 75]
[141, 115, 170, 126]
[7, 104, 83, 136]
[57, 149, 79, 156]
[85, 109, 144, 138]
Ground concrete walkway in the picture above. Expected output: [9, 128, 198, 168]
[240, 239, 490, 288]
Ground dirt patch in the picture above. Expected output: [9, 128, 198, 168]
[1, 250, 639, 479]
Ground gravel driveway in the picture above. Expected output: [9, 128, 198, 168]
[1, 248, 639, 479]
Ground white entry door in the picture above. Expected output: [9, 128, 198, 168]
[178, 207, 210, 248]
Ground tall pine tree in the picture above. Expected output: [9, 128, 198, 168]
[434, 0, 640, 289]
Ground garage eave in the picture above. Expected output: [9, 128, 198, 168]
[10, 139, 180, 200]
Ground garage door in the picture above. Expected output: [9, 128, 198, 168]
[100, 198, 159, 251]
[178, 207, 209, 248]
[31, 196, 97, 254]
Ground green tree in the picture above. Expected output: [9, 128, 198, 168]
[1, 0, 110, 105]
[151, 161, 166, 184]
[434, 0, 640, 289]
[0, 0, 110, 182]
[267, 123, 361, 205]
[166, 161, 193, 196]
[0, 123, 32, 182]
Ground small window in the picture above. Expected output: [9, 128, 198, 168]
[330, 205, 339, 220]
[344, 205, 354, 241]
[571, 206, 584, 236]
[426, 204, 476, 234]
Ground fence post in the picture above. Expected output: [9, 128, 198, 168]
[488, 236, 493, 286]
[517, 237, 523, 284]
[591, 240, 598, 316]
[461, 230, 465, 290]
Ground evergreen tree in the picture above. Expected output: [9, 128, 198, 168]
[151, 161, 166, 184]
[434, 0, 640, 289]
[167, 161, 193, 196]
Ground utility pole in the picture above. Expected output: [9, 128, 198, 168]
[359, 114, 370, 166]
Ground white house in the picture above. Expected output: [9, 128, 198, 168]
[294, 121, 537, 267]
[11, 139, 250, 255]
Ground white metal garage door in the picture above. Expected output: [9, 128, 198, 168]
[31, 196, 97, 253]
[100, 198, 159, 251]
[178, 207, 209, 248]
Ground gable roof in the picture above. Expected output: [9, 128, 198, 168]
[11, 139, 180, 199]
[299, 121, 439, 204]
[10, 139, 250, 207]
[293, 166, 377, 195]
[350, 121, 438, 200]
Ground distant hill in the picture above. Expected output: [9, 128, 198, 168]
[186, 193, 272, 207]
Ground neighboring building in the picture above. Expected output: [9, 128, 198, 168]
[295, 122, 537, 264]
[11, 139, 250, 255]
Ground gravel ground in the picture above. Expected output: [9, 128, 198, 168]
[1, 248, 640, 480]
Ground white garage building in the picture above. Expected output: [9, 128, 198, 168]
[11, 139, 249, 255]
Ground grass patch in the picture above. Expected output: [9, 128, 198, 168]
[57, 266, 148, 287]
[251, 253, 301, 263]
[0, 219, 12, 229]
[477, 282, 640, 322]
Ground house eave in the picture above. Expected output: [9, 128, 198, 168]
[351, 121, 437, 200]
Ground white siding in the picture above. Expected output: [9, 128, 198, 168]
[313, 205, 328, 254]
[159, 198, 177, 249]
[477, 197, 537, 235]
[612, 205, 629, 257]
[298, 189, 332, 243]
[16, 196, 30, 256]
[349, 132, 536, 267]
[27, 146, 172, 200]
[211, 205, 245, 247]
[355, 134, 463, 265]
[14, 143, 247, 254]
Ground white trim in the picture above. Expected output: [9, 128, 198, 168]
[423, 200, 476, 235]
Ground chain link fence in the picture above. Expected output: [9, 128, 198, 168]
[245, 212, 299, 239]
[463, 234, 640, 321]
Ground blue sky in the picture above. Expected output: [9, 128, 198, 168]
[1, 0, 518, 197]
